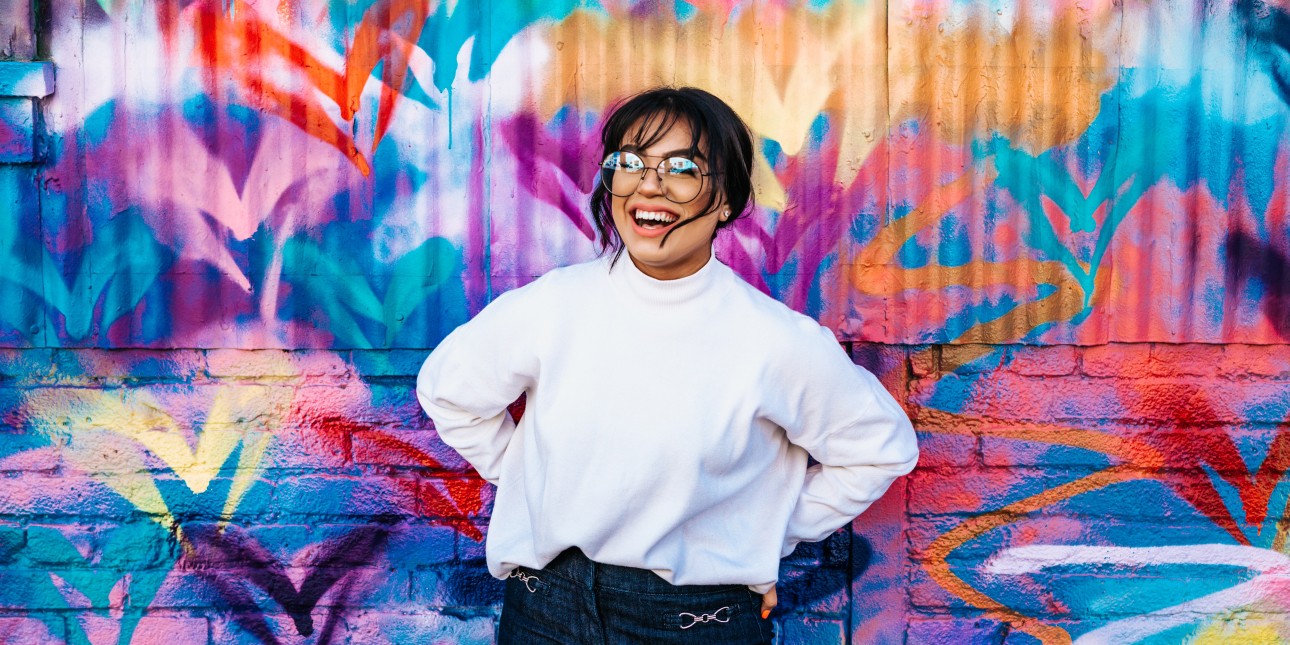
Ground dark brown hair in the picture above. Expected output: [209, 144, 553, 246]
[590, 87, 755, 260]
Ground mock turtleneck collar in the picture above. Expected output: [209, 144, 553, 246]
[607, 251, 727, 306]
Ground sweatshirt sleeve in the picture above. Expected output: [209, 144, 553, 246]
[415, 287, 539, 483]
[769, 322, 919, 556]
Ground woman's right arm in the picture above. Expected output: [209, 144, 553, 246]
[415, 288, 539, 483]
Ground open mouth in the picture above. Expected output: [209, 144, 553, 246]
[631, 208, 679, 231]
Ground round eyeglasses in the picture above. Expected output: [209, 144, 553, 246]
[599, 151, 715, 204]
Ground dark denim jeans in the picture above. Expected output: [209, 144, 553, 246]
[497, 548, 775, 644]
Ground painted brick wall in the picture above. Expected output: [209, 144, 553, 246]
[0, 347, 871, 644]
[905, 342, 1290, 644]
[2, 1, 1289, 643]
[3, 343, 1286, 643]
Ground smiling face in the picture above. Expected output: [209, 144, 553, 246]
[609, 119, 724, 280]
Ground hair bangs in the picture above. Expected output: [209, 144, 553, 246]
[620, 105, 705, 161]
[590, 86, 755, 262]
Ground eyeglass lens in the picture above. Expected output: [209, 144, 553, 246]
[600, 151, 703, 203]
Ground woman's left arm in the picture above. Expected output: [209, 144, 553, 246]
[771, 322, 920, 556]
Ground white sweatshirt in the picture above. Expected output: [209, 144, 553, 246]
[415, 254, 918, 592]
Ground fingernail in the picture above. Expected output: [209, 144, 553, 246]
[761, 609, 771, 619]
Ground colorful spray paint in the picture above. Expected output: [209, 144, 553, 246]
[1, 0, 1288, 642]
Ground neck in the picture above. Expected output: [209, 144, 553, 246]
[609, 250, 725, 307]
[626, 247, 712, 280]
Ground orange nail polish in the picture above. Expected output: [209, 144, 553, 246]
[760, 609, 771, 619]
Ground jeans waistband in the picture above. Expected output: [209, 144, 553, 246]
[535, 548, 747, 596]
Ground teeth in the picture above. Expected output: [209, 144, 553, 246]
[633, 209, 677, 224]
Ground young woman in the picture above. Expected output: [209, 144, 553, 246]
[416, 87, 918, 644]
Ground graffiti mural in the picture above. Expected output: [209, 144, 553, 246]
[6, 0, 1288, 348]
[1, 0, 1289, 642]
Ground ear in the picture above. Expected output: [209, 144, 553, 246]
[709, 190, 731, 222]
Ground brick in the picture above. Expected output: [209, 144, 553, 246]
[260, 426, 352, 471]
[289, 386, 389, 432]
[411, 566, 504, 607]
[779, 616, 845, 645]
[784, 528, 850, 568]
[980, 434, 1113, 468]
[1051, 475, 1221, 520]
[205, 350, 300, 380]
[907, 467, 1117, 516]
[0, 524, 22, 563]
[0, 381, 23, 422]
[912, 407, 983, 431]
[0, 572, 68, 610]
[940, 345, 1003, 374]
[851, 344, 909, 390]
[1126, 380, 1290, 424]
[0, 348, 53, 383]
[130, 614, 208, 644]
[913, 472, 1233, 526]
[351, 350, 432, 380]
[820, 528, 851, 568]
[50, 350, 108, 387]
[911, 373, 1126, 424]
[0, 472, 140, 519]
[850, 493, 908, 630]
[906, 616, 1009, 644]
[293, 567, 406, 607]
[1186, 612, 1290, 643]
[0, 434, 63, 473]
[151, 475, 274, 521]
[65, 350, 207, 382]
[906, 515, 972, 560]
[384, 521, 457, 568]
[147, 571, 242, 610]
[783, 536, 824, 567]
[165, 560, 403, 611]
[346, 610, 495, 645]
[906, 563, 976, 611]
[25, 524, 95, 567]
[909, 346, 940, 378]
[457, 522, 488, 563]
[908, 565, 1113, 624]
[1006, 345, 1078, 376]
[1220, 345, 1290, 378]
[1028, 571, 1270, 619]
[775, 564, 848, 614]
[105, 523, 177, 569]
[290, 351, 355, 380]
[243, 523, 396, 568]
[179, 522, 277, 568]
[911, 430, 978, 468]
[26, 355, 98, 386]
[211, 610, 353, 644]
[0, 616, 64, 643]
[1081, 344, 1152, 378]
[907, 514, 1099, 562]
[317, 384, 431, 429]
[1236, 383, 1290, 423]
[421, 476, 492, 520]
[269, 475, 419, 519]
[14, 387, 102, 428]
[1149, 344, 1223, 377]
[352, 428, 468, 472]
[22, 569, 126, 609]
[41, 383, 294, 436]
[1112, 426, 1285, 473]
[370, 383, 434, 424]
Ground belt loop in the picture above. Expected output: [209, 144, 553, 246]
[587, 548, 599, 592]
